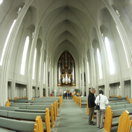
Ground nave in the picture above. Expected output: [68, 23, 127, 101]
[0, 0, 132, 131]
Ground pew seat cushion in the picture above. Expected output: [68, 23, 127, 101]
[0, 117, 35, 132]
[8, 111, 45, 120]
[0, 107, 18, 111]
[26, 105, 49, 110]
[113, 109, 126, 117]
[112, 117, 119, 126]
[126, 108, 132, 114]
[112, 104, 125, 110]
[126, 104, 132, 108]
[15, 109, 46, 113]
[0, 128, 16, 132]
[112, 107, 132, 117]
[98, 126, 118, 132]
[0, 110, 8, 117]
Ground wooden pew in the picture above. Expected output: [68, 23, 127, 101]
[3, 104, 56, 129]
[6, 98, 60, 129]
[72, 96, 80, 105]
[10, 96, 60, 104]
[109, 96, 127, 101]
[34, 116, 44, 132]
[79, 97, 87, 108]
[129, 98, 132, 104]
[117, 110, 131, 132]
[0, 107, 52, 132]
[103, 106, 132, 132]
[85, 96, 129, 116]
[5, 100, 11, 107]
[86, 102, 89, 115]
[15, 102, 57, 127]
[45, 108, 51, 132]
[59, 96, 63, 107]
[103, 106, 113, 132]
[0, 115, 43, 132]
[0, 128, 15, 132]
[10, 100, 58, 114]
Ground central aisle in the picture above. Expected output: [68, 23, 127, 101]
[53, 100, 99, 132]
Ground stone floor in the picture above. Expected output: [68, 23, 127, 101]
[52, 99, 101, 132]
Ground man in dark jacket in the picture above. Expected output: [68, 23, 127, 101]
[88, 88, 96, 125]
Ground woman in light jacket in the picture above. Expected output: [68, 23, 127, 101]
[95, 90, 109, 129]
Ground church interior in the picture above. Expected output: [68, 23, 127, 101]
[0, 0, 132, 131]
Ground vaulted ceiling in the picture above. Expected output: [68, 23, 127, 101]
[30, 0, 106, 60]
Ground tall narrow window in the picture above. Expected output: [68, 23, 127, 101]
[116, 26, 130, 68]
[20, 36, 30, 75]
[104, 37, 115, 75]
[58, 64, 61, 84]
[38, 56, 42, 82]
[0, 0, 3, 5]
[32, 48, 37, 80]
[97, 48, 103, 79]
[86, 61, 90, 84]
[43, 62, 46, 84]
[0, 19, 16, 65]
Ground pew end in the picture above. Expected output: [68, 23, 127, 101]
[103, 106, 113, 132]
[45, 108, 51, 132]
[129, 99, 132, 104]
[117, 110, 131, 132]
[5, 100, 11, 107]
[34, 116, 44, 132]
[50, 104, 55, 128]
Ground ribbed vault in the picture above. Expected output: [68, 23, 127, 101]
[36, 0, 100, 60]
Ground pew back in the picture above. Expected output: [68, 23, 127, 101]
[104, 106, 113, 132]
[117, 111, 131, 132]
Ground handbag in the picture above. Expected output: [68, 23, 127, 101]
[95, 105, 100, 110]
[95, 95, 100, 110]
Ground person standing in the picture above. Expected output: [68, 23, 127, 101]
[95, 90, 109, 129]
[88, 88, 96, 125]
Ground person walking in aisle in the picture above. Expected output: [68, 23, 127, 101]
[95, 90, 109, 129]
[88, 88, 96, 125]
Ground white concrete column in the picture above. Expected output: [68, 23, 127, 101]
[90, 47, 97, 89]
[50, 65, 54, 95]
[54, 63, 57, 97]
[130, 79, 132, 98]
[119, 81, 124, 97]
[45, 56, 49, 97]
[48, 64, 52, 95]
[81, 60, 85, 96]
[75, 63, 79, 89]
[0, 0, 34, 106]
[39, 46, 44, 97]
[78, 62, 82, 93]
[96, 27, 109, 97]
[85, 57, 90, 96]
[11, 81, 16, 99]
[27, 25, 40, 100]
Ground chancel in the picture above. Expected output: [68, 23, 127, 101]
[57, 51, 75, 86]
[0, 0, 132, 132]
